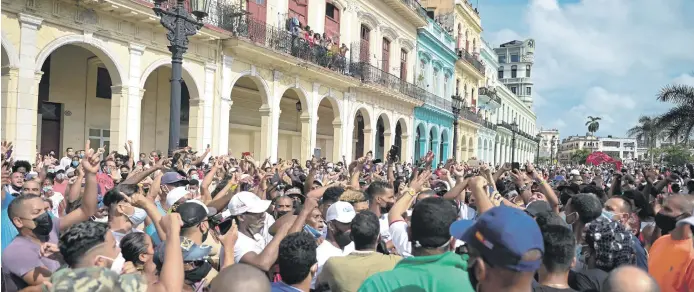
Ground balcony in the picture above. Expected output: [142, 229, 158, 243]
[456, 48, 485, 79]
[422, 18, 456, 51]
[460, 106, 482, 124]
[382, 0, 429, 28]
[419, 89, 452, 114]
[349, 62, 424, 102]
[478, 86, 501, 106]
[500, 77, 533, 84]
[480, 119, 497, 131]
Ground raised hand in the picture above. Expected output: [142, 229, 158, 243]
[81, 141, 102, 174]
[1, 141, 12, 159]
[160, 213, 183, 236]
[409, 169, 432, 192]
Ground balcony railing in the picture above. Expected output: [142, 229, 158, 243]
[460, 106, 482, 124]
[419, 89, 452, 113]
[457, 48, 485, 75]
[349, 62, 424, 101]
[481, 119, 497, 130]
[401, 0, 429, 20]
[498, 121, 537, 141]
[479, 87, 501, 104]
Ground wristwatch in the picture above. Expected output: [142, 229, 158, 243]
[519, 184, 530, 192]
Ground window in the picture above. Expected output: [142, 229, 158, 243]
[88, 128, 110, 153]
[433, 69, 439, 94]
[382, 38, 390, 72]
[455, 78, 460, 95]
[325, 3, 336, 19]
[96, 67, 112, 99]
[510, 54, 519, 62]
[400, 49, 407, 80]
[510, 86, 517, 94]
[511, 65, 517, 78]
[497, 66, 504, 79]
[526, 87, 531, 95]
[526, 65, 531, 77]
[444, 75, 450, 97]
[498, 55, 506, 63]
[359, 25, 370, 62]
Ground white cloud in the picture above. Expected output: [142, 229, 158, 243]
[673, 74, 694, 86]
[485, 0, 694, 137]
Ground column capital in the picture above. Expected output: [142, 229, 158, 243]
[222, 55, 234, 68]
[19, 13, 43, 29]
[111, 85, 145, 96]
[1, 67, 20, 77]
[189, 98, 204, 106]
[259, 106, 271, 116]
[128, 43, 146, 55]
[205, 62, 216, 72]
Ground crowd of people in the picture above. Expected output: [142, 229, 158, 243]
[1, 139, 693, 292]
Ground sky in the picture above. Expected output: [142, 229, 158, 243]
[477, 0, 694, 138]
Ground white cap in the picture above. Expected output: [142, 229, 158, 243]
[327, 163, 334, 168]
[570, 169, 580, 176]
[227, 191, 271, 216]
[326, 201, 356, 223]
[677, 215, 694, 227]
[166, 186, 189, 208]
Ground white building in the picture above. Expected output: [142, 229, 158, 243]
[538, 129, 560, 160]
[494, 40, 534, 108]
[558, 134, 637, 164]
[479, 38, 538, 165]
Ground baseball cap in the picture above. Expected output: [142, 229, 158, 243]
[173, 200, 217, 228]
[227, 191, 271, 216]
[450, 205, 544, 272]
[166, 187, 189, 207]
[48, 267, 146, 292]
[161, 171, 189, 185]
[325, 201, 356, 223]
[524, 200, 552, 217]
[570, 169, 580, 176]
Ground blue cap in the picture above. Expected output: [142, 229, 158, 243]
[161, 172, 189, 185]
[450, 205, 544, 272]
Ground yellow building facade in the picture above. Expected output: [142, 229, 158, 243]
[2, 0, 430, 163]
[452, 0, 484, 161]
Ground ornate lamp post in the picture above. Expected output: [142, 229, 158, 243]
[536, 133, 542, 164]
[510, 118, 518, 163]
[451, 93, 463, 161]
[152, 0, 210, 155]
[551, 135, 556, 166]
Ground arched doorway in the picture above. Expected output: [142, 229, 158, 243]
[375, 113, 391, 161]
[468, 137, 474, 159]
[34, 43, 123, 157]
[440, 129, 449, 163]
[352, 108, 372, 159]
[395, 118, 409, 161]
[277, 88, 309, 161]
[140, 64, 199, 154]
[316, 96, 341, 162]
[415, 123, 425, 161]
[228, 76, 270, 159]
[429, 126, 439, 165]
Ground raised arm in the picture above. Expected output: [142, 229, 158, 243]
[59, 142, 100, 232]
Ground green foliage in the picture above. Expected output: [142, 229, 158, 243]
[661, 145, 693, 166]
[654, 84, 694, 144]
[586, 116, 601, 135]
[571, 148, 592, 164]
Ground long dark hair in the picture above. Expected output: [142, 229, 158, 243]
[121, 232, 150, 267]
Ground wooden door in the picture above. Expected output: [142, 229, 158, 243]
[288, 0, 308, 27]
[359, 25, 370, 63]
[247, 0, 267, 43]
[39, 102, 62, 156]
[400, 49, 407, 80]
[324, 1, 340, 43]
[382, 38, 390, 73]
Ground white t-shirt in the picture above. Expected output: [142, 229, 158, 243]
[389, 221, 412, 258]
[458, 202, 477, 220]
[47, 192, 64, 218]
[379, 214, 391, 242]
[312, 240, 354, 289]
[59, 156, 72, 170]
[228, 215, 275, 265]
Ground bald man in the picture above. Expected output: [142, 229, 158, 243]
[603, 266, 659, 292]
[210, 263, 270, 292]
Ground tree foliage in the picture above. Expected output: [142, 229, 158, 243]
[654, 84, 694, 144]
[661, 145, 693, 166]
[571, 148, 592, 164]
[586, 116, 601, 135]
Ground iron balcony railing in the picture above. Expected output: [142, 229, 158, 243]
[419, 89, 452, 113]
[479, 87, 501, 104]
[457, 48, 486, 75]
[401, 0, 429, 20]
[460, 106, 482, 124]
[481, 119, 497, 130]
[498, 121, 537, 141]
[349, 62, 424, 101]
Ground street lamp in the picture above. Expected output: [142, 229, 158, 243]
[536, 133, 542, 164]
[153, 0, 210, 155]
[510, 117, 518, 163]
[550, 135, 556, 166]
[451, 94, 463, 160]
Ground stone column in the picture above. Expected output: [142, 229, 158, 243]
[214, 98, 232, 156]
[401, 133, 410, 163]
[125, 43, 146, 156]
[260, 106, 272, 160]
[300, 115, 311, 162]
[200, 62, 216, 152]
[15, 13, 43, 161]
[1, 68, 19, 143]
[332, 121, 343, 162]
[108, 85, 130, 153]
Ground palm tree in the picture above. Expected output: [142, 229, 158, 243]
[586, 116, 601, 136]
[626, 116, 660, 165]
[654, 84, 694, 146]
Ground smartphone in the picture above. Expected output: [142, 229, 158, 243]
[388, 146, 399, 161]
[313, 148, 321, 159]
[467, 159, 481, 168]
[512, 162, 520, 170]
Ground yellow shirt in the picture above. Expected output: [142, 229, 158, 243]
[317, 251, 401, 292]
[648, 235, 694, 292]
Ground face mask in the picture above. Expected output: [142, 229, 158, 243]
[47, 169, 56, 174]
[275, 210, 289, 219]
[78, 154, 85, 158]
[380, 201, 395, 214]
[72, 161, 79, 167]
[30, 212, 53, 237]
[121, 173, 129, 180]
[97, 254, 126, 273]
[330, 224, 352, 248]
[105, 168, 111, 175]
[304, 224, 322, 239]
[191, 174, 199, 180]
[42, 186, 53, 193]
[602, 209, 617, 221]
[128, 207, 148, 226]
[655, 212, 681, 235]
[185, 260, 212, 283]
[564, 212, 578, 225]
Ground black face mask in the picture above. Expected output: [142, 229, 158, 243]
[655, 212, 684, 235]
[121, 173, 129, 180]
[31, 212, 53, 238]
[185, 260, 212, 283]
[467, 259, 479, 289]
[333, 227, 352, 248]
[275, 210, 289, 219]
[380, 202, 395, 215]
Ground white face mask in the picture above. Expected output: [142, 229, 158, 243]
[127, 207, 148, 227]
[97, 254, 125, 273]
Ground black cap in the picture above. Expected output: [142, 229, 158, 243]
[173, 200, 217, 228]
[525, 200, 552, 217]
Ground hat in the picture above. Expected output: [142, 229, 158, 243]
[557, 182, 581, 194]
[677, 215, 694, 227]
[450, 205, 544, 272]
[154, 236, 212, 269]
[326, 163, 334, 168]
[285, 187, 303, 196]
[174, 200, 217, 228]
[313, 179, 324, 187]
[161, 172, 189, 185]
[166, 187, 189, 208]
[227, 191, 271, 216]
[525, 200, 552, 217]
[326, 201, 356, 223]
[47, 267, 147, 292]
[570, 169, 580, 176]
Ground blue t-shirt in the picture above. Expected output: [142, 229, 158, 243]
[145, 201, 167, 246]
[271, 282, 303, 292]
[632, 236, 648, 271]
[1, 193, 19, 252]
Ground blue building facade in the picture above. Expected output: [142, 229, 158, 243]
[414, 17, 457, 165]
